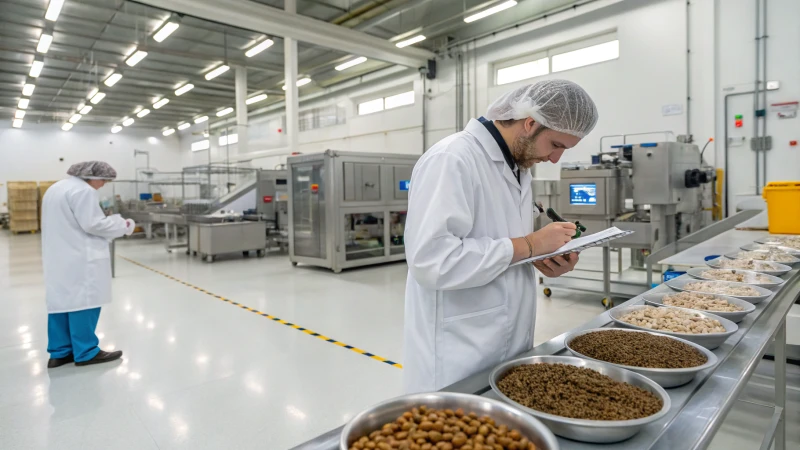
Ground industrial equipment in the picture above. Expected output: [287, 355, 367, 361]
[287, 150, 419, 273]
[188, 220, 267, 263]
[543, 137, 716, 306]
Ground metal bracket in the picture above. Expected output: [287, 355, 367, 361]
[750, 136, 773, 152]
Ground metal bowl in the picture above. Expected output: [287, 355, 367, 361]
[705, 257, 792, 276]
[489, 355, 670, 444]
[609, 304, 738, 350]
[642, 292, 755, 323]
[666, 277, 773, 303]
[741, 243, 800, 256]
[340, 392, 560, 450]
[723, 250, 800, 266]
[686, 267, 785, 288]
[564, 328, 718, 388]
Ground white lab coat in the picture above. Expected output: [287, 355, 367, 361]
[403, 119, 539, 394]
[41, 177, 133, 314]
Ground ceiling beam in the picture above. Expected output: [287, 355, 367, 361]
[132, 0, 435, 68]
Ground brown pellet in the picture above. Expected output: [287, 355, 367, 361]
[497, 363, 663, 421]
[348, 406, 537, 450]
[570, 330, 708, 369]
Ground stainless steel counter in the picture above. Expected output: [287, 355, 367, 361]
[293, 230, 798, 450]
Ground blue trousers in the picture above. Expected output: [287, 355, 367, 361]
[47, 307, 101, 362]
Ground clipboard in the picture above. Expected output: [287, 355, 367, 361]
[511, 227, 635, 266]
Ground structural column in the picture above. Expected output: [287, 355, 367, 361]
[234, 65, 249, 155]
[284, 0, 300, 154]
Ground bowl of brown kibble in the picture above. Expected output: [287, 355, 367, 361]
[564, 328, 718, 388]
[489, 355, 670, 444]
[340, 392, 560, 450]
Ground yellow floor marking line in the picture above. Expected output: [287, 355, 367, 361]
[119, 256, 402, 369]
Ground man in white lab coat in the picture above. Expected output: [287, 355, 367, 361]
[42, 161, 135, 368]
[404, 80, 599, 393]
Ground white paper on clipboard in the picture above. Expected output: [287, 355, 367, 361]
[511, 227, 635, 266]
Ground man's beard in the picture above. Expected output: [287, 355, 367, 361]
[510, 134, 547, 170]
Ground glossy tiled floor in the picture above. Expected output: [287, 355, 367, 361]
[0, 233, 606, 450]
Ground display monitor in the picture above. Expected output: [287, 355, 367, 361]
[398, 180, 410, 191]
[569, 183, 597, 205]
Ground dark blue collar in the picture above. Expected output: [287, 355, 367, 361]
[478, 116, 518, 183]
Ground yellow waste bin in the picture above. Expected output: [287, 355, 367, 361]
[762, 181, 800, 235]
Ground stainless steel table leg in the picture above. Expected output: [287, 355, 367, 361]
[110, 239, 115, 278]
[618, 248, 623, 274]
[774, 320, 786, 450]
[603, 243, 611, 302]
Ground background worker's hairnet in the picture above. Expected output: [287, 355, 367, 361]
[66, 161, 118, 180]
[485, 79, 599, 138]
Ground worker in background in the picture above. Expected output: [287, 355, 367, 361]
[42, 161, 135, 368]
[403, 80, 599, 393]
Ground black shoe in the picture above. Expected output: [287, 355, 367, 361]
[75, 350, 123, 366]
[47, 354, 75, 368]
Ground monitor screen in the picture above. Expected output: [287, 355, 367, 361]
[398, 180, 410, 191]
[569, 183, 597, 205]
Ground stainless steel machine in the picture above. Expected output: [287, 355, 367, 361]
[543, 138, 716, 306]
[288, 150, 419, 273]
[188, 220, 267, 263]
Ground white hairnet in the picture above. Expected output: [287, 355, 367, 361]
[485, 79, 598, 138]
[67, 161, 118, 180]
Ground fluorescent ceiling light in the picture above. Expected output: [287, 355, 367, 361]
[335, 57, 367, 71]
[174, 83, 194, 96]
[22, 84, 35, 96]
[18, 98, 29, 109]
[111, 125, 122, 133]
[204, 65, 229, 80]
[219, 134, 238, 146]
[153, 20, 180, 43]
[15, 110, 25, 119]
[61, 123, 73, 131]
[395, 35, 425, 48]
[122, 117, 135, 126]
[162, 128, 175, 136]
[125, 50, 148, 67]
[464, 1, 517, 23]
[90, 92, 106, 104]
[194, 115, 208, 124]
[216, 107, 234, 117]
[68, 114, 81, 123]
[104, 73, 123, 87]
[136, 108, 150, 118]
[245, 39, 274, 57]
[87, 88, 98, 99]
[29, 60, 44, 77]
[282, 78, 311, 90]
[45, 0, 65, 21]
[12, 119, 23, 128]
[153, 98, 169, 109]
[37, 34, 53, 53]
[79, 105, 92, 114]
[191, 140, 210, 151]
[177, 122, 191, 130]
[245, 93, 267, 105]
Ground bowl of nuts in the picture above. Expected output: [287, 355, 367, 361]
[666, 278, 773, 303]
[705, 257, 792, 276]
[724, 249, 800, 266]
[489, 355, 670, 443]
[340, 392, 560, 450]
[609, 305, 738, 349]
[564, 328, 718, 388]
[741, 243, 800, 256]
[686, 267, 785, 289]
[641, 291, 756, 323]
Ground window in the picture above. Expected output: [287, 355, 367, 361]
[191, 140, 210, 151]
[385, 91, 414, 110]
[552, 39, 619, 72]
[496, 57, 549, 85]
[299, 104, 346, 131]
[493, 32, 619, 85]
[358, 90, 415, 115]
[218, 134, 238, 146]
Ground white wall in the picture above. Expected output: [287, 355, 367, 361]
[0, 122, 182, 210]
